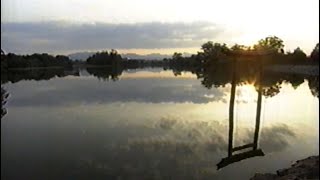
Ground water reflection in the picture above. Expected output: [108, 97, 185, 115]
[86, 67, 122, 81]
[1, 87, 9, 119]
[1, 65, 318, 99]
[1, 68, 79, 84]
[308, 76, 319, 98]
[217, 60, 264, 169]
[1, 67, 318, 179]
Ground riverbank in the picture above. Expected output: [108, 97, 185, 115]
[251, 156, 319, 180]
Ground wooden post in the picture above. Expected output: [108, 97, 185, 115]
[253, 61, 263, 149]
[228, 59, 237, 156]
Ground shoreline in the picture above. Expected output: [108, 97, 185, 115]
[251, 155, 319, 180]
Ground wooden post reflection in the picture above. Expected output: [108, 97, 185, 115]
[217, 60, 264, 170]
[253, 62, 263, 150]
[228, 59, 237, 157]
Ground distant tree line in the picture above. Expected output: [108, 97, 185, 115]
[86, 49, 166, 69]
[1, 52, 73, 71]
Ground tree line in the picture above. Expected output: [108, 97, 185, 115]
[160, 36, 319, 98]
[1, 36, 318, 71]
[165, 36, 318, 69]
[86, 49, 165, 68]
[1, 52, 73, 72]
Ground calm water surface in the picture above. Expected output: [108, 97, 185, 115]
[1, 68, 319, 180]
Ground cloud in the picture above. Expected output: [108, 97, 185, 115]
[1, 21, 225, 54]
[242, 123, 296, 153]
[259, 124, 296, 153]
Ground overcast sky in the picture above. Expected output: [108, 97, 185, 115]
[1, 0, 319, 55]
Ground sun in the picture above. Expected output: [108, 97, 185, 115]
[237, 85, 257, 103]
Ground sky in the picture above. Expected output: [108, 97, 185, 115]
[1, 0, 319, 55]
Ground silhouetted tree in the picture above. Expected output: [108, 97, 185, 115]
[285, 47, 308, 63]
[86, 50, 122, 66]
[201, 41, 230, 63]
[1, 53, 73, 69]
[292, 47, 307, 61]
[253, 36, 284, 54]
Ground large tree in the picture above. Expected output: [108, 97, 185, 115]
[87, 50, 122, 66]
[253, 36, 284, 53]
[201, 41, 230, 62]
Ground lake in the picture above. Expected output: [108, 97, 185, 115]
[1, 68, 319, 180]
